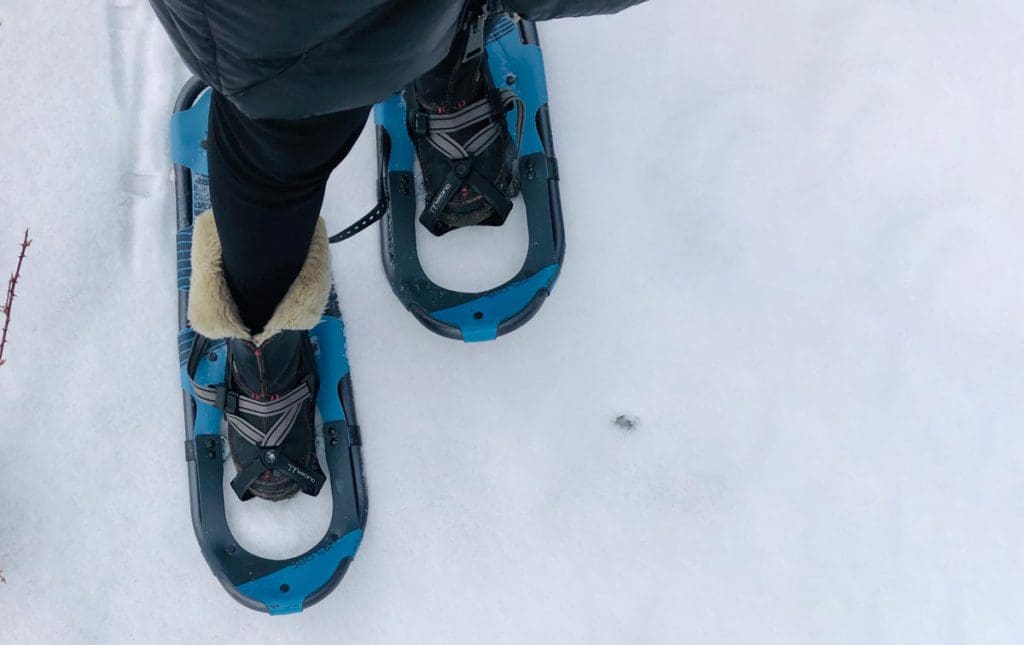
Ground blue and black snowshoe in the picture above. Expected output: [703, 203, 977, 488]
[171, 79, 367, 615]
[333, 9, 565, 342]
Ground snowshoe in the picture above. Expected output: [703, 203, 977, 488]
[171, 78, 367, 614]
[331, 12, 565, 342]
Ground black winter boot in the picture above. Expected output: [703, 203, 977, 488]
[223, 331, 324, 501]
[407, 6, 520, 236]
[187, 211, 331, 501]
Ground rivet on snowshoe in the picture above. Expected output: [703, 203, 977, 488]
[206, 449, 216, 459]
[330, 437, 339, 447]
[207, 351, 218, 362]
[225, 545, 236, 555]
[505, 73, 517, 86]
[327, 427, 336, 436]
[264, 450, 277, 465]
[455, 161, 470, 177]
[204, 438, 215, 449]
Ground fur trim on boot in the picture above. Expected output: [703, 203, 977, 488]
[187, 211, 332, 343]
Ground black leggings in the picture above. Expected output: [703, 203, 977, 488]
[207, 91, 370, 334]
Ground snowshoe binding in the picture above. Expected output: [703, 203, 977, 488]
[328, 8, 565, 342]
[222, 331, 325, 502]
[406, 6, 522, 235]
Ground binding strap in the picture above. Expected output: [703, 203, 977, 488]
[328, 198, 388, 243]
[416, 89, 526, 234]
[229, 447, 325, 500]
[329, 133, 392, 244]
[327, 85, 527, 241]
[191, 377, 314, 449]
[190, 375, 325, 498]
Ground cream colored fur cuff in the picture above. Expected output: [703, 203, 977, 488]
[187, 211, 332, 344]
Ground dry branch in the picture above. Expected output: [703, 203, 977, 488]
[0, 229, 31, 366]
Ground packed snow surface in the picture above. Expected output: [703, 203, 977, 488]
[2, 1, 1022, 643]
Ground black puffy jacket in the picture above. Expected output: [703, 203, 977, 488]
[149, 0, 647, 119]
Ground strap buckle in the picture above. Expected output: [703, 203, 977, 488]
[462, 6, 488, 63]
[214, 386, 239, 414]
[413, 111, 430, 137]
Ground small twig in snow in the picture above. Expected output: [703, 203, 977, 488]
[0, 229, 31, 366]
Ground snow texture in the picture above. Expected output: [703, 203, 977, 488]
[2, 1, 1023, 643]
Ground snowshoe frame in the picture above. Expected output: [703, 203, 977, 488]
[373, 17, 565, 342]
[172, 78, 368, 615]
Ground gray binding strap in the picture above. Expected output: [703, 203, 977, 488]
[427, 99, 495, 132]
[422, 90, 526, 162]
[429, 132, 468, 159]
[190, 379, 313, 448]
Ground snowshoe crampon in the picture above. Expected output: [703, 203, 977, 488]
[171, 78, 368, 615]
[373, 16, 565, 342]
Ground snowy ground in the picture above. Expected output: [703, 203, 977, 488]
[2, 1, 1023, 643]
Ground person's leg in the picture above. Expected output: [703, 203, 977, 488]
[189, 94, 370, 500]
[206, 91, 370, 334]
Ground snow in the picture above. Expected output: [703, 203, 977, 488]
[1, 0, 1023, 642]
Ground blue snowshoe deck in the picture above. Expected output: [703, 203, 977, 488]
[171, 78, 368, 615]
[373, 17, 565, 342]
